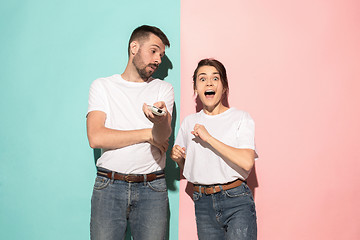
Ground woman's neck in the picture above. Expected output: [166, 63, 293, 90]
[203, 103, 229, 115]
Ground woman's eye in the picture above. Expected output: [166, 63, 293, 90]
[200, 78, 205, 81]
[214, 77, 219, 81]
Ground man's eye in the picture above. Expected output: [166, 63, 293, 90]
[200, 78, 205, 81]
[214, 77, 219, 81]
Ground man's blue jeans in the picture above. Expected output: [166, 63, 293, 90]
[193, 182, 257, 240]
[90, 172, 168, 240]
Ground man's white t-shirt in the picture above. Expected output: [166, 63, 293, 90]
[87, 74, 174, 174]
[174, 108, 256, 185]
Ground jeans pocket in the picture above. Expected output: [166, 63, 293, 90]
[192, 191, 201, 201]
[224, 183, 251, 198]
[93, 176, 110, 190]
[147, 178, 167, 192]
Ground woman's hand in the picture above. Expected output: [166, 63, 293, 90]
[191, 124, 255, 171]
[170, 145, 186, 169]
[191, 124, 212, 143]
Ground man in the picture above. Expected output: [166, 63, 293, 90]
[86, 25, 174, 240]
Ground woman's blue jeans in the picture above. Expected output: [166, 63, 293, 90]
[90, 173, 168, 240]
[193, 182, 257, 240]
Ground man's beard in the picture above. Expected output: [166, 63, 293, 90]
[132, 51, 158, 80]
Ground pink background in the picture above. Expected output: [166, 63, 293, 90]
[180, 0, 360, 239]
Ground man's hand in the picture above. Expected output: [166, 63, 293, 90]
[143, 101, 172, 144]
[149, 137, 169, 155]
[143, 101, 168, 124]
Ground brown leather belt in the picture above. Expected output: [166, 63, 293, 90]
[97, 171, 165, 183]
[193, 179, 244, 195]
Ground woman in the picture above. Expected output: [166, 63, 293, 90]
[171, 58, 257, 240]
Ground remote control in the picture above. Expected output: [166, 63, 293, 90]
[147, 105, 166, 116]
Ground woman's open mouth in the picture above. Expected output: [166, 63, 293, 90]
[204, 90, 215, 98]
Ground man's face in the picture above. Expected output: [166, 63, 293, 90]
[132, 34, 166, 80]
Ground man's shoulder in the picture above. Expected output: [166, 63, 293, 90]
[90, 74, 120, 88]
[93, 74, 120, 83]
[148, 77, 173, 88]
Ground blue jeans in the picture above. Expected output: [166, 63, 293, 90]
[193, 182, 257, 240]
[90, 172, 168, 240]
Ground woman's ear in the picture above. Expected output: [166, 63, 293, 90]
[193, 82, 198, 95]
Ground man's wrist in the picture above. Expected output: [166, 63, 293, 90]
[142, 128, 153, 143]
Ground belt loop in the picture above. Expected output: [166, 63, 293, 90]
[199, 186, 202, 197]
[143, 174, 147, 185]
[219, 185, 224, 192]
[110, 172, 115, 184]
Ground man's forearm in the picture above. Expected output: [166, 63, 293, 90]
[152, 114, 172, 143]
[88, 127, 151, 150]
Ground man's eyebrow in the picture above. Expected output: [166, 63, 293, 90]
[150, 44, 161, 49]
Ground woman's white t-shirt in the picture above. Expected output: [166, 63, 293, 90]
[174, 108, 256, 184]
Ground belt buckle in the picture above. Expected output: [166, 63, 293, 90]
[205, 186, 217, 195]
[125, 175, 135, 183]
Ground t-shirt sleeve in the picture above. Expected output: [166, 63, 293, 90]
[236, 112, 256, 150]
[87, 79, 109, 116]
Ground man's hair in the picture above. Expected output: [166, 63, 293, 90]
[128, 25, 170, 55]
[192, 58, 229, 99]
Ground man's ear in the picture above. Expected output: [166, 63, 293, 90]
[130, 41, 139, 55]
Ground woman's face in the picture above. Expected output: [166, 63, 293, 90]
[195, 65, 225, 112]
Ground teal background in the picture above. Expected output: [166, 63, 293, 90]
[0, 1, 180, 239]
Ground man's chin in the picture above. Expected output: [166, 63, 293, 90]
[138, 69, 153, 80]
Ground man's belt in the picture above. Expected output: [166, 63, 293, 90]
[97, 171, 165, 183]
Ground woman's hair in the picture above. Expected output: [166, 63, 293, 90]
[192, 58, 229, 99]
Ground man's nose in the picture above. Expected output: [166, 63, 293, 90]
[155, 55, 161, 65]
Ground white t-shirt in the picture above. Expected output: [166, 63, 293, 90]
[87, 74, 174, 174]
[174, 108, 256, 184]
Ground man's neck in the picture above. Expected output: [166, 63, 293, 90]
[121, 64, 148, 83]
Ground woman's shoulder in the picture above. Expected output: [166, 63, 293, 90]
[179, 111, 203, 126]
[226, 107, 248, 116]
[227, 108, 254, 122]
[182, 111, 200, 122]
